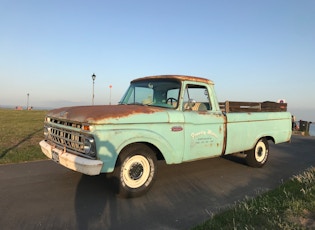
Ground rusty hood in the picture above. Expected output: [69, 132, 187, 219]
[47, 105, 168, 124]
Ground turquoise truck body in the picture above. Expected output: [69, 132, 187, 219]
[40, 75, 291, 196]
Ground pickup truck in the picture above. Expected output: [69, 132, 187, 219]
[40, 75, 292, 197]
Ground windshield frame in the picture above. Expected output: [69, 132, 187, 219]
[119, 79, 181, 109]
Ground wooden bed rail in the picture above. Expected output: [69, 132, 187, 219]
[219, 101, 287, 113]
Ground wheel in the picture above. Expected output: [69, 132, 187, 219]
[245, 138, 269, 168]
[114, 144, 157, 198]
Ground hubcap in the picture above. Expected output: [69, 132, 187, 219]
[122, 155, 151, 188]
[255, 141, 266, 162]
[129, 162, 144, 180]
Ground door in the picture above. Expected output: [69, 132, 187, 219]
[182, 84, 225, 161]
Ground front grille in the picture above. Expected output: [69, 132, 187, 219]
[49, 118, 83, 129]
[45, 124, 94, 159]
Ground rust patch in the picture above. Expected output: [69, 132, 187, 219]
[132, 75, 214, 85]
[47, 105, 164, 124]
[221, 116, 227, 155]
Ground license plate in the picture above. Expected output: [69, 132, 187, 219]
[52, 150, 59, 163]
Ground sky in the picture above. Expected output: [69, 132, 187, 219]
[1, 0, 314, 121]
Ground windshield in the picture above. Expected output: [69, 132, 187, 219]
[119, 79, 181, 108]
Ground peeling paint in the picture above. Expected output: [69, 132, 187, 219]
[47, 105, 164, 124]
[132, 75, 214, 85]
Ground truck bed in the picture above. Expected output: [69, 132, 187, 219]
[219, 101, 287, 113]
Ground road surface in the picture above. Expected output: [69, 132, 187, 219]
[0, 135, 315, 230]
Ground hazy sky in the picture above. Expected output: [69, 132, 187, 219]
[1, 0, 314, 121]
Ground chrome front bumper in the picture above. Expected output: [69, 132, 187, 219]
[39, 140, 103, 176]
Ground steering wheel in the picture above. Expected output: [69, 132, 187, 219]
[166, 97, 178, 105]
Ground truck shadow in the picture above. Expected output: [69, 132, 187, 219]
[221, 154, 246, 166]
[74, 171, 174, 230]
[74, 174, 118, 230]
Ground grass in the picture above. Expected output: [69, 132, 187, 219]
[0, 108, 48, 164]
[1, 108, 315, 229]
[192, 167, 315, 230]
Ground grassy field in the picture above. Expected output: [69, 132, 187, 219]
[192, 167, 315, 229]
[1, 108, 314, 229]
[0, 108, 48, 164]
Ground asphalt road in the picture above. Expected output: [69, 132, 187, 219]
[1, 135, 315, 230]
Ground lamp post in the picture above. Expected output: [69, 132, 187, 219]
[109, 85, 112, 105]
[91, 73, 96, 105]
[27, 93, 29, 110]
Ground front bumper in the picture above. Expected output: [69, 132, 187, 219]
[39, 140, 103, 176]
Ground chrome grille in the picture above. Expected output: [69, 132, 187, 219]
[49, 118, 82, 129]
[45, 124, 94, 159]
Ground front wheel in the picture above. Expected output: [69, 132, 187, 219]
[113, 144, 157, 198]
[245, 138, 269, 168]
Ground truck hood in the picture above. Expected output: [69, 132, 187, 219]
[47, 105, 168, 124]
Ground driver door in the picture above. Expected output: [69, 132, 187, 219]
[182, 84, 225, 161]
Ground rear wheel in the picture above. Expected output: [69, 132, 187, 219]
[114, 144, 157, 198]
[245, 138, 269, 168]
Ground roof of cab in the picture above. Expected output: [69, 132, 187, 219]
[131, 75, 214, 85]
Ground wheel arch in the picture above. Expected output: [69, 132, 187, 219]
[265, 135, 275, 143]
[119, 142, 165, 163]
[249, 135, 274, 151]
[114, 134, 178, 165]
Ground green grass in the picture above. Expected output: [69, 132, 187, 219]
[192, 167, 315, 230]
[0, 108, 48, 164]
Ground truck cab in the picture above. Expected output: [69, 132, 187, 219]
[120, 75, 226, 161]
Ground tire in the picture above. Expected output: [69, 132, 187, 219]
[245, 138, 269, 168]
[114, 144, 157, 198]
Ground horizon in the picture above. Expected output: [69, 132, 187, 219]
[1, 100, 314, 123]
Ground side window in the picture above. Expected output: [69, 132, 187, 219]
[183, 85, 212, 111]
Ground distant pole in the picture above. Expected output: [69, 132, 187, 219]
[27, 93, 29, 110]
[91, 73, 96, 105]
[109, 85, 112, 105]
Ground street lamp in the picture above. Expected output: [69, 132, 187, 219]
[109, 85, 112, 105]
[27, 93, 29, 110]
[91, 73, 96, 105]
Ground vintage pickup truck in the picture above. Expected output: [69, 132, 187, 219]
[40, 75, 291, 197]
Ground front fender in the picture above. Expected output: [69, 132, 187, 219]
[94, 127, 184, 173]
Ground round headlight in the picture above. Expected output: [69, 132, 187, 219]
[84, 137, 96, 157]
[44, 126, 50, 138]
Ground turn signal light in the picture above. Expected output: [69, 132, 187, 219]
[82, 125, 90, 131]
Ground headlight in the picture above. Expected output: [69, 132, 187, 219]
[44, 126, 50, 139]
[84, 136, 96, 157]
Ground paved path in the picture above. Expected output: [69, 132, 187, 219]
[0, 135, 315, 230]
